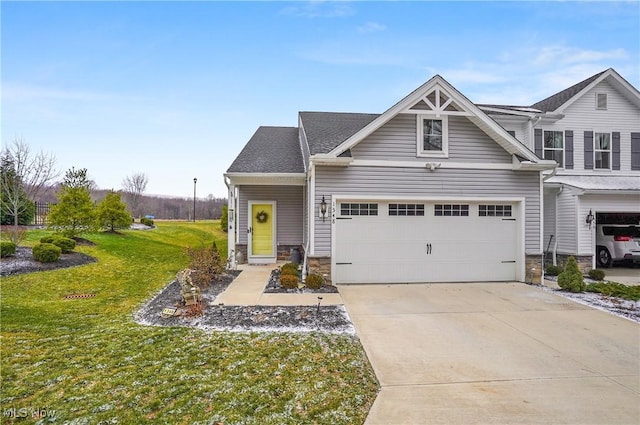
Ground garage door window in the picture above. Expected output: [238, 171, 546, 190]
[479, 205, 512, 217]
[434, 204, 469, 216]
[389, 204, 425, 216]
[340, 203, 378, 216]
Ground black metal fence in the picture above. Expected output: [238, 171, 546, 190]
[34, 202, 54, 225]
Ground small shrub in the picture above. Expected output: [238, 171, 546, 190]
[140, 217, 154, 227]
[588, 269, 605, 281]
[40, 235, 75, 253]
[280, 268, 299, 277]
[0, 241, 17, 258]
[186, 245, 224, 287]
[586, 282, 640, 301]
[280, 274, 299, 289]
[281, 262, 298, 274]
[545, 265, 563, 276]
[32, 243, 62, 263]
[305, 274, 324, 290]
[557, 256, 585, 293]
[183, 302, 204, 317]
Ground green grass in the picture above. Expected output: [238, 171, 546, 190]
[586, 281, 640, 301]
[1, 221, 378, 424]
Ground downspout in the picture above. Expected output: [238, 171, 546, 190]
[223, 175, 236, 270]
[302, 162, 315, 281]
[552, 185, 563, 266]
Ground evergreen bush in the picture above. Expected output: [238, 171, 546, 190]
[40, 235, 76, 253]
[32, 242, 62, 263]
[0, 241, 17, 257]
[305, 274, 324, 290]
[545, 265, 563, 276]
[588, 269, 606, 281]
[557, 256, 585, 292]
[280, 274, 299, 289]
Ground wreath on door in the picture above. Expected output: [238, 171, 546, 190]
[256, 210, 269, 223]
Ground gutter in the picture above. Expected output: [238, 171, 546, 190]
[309, 154, 353, 166]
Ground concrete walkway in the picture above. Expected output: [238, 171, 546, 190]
[340, 282, 640, 425]
[213, 263, 343, 306]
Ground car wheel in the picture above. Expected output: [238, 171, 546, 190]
[596, 247, 612, 268]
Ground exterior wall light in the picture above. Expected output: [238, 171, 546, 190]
[320, 196, 328, 222]
[586, 209, 595, 229]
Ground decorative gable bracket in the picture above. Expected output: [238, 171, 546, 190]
[401, 85, 474, 117]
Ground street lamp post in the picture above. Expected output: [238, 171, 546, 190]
[193, 177, 197, 222]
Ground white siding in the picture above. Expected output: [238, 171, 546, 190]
[577, 193, 640, 255]
[238, 185, 303, 245]
[536, 80, 640, 172]
[352, 115, 512, 163]
[314, 166, 541, 255]
[555, 188, 578, 255]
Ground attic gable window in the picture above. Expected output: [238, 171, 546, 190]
[417, 115, 448, 158]
[596, 93, 607, 110]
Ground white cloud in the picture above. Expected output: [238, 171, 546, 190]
[280, 1, 355, 18]
[357, 22, 386, 34]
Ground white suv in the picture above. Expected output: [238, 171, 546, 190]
[596, 224, 640, 268]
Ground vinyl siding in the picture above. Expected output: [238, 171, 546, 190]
[238, 185, 303, 245]
[577, 194, 640, 255]
[555, 188, 577, 255]
[535, 80, 640, 172]
[351, 115, 512, 163]
[314, 166, 541, 255]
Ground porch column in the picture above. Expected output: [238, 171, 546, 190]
[227, 183, 237, 269]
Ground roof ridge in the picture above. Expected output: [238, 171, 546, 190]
[530, 69, 608, 112]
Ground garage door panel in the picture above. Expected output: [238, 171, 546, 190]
[335, 201, 519, 284]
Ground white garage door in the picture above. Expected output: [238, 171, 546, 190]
[334, 201, 519, 284]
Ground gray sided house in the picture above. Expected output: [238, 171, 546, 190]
[225, 75, 556, 284]
[481, 68, 640, 271]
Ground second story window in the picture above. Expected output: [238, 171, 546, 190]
[417, 115, 448, 157]
[594, 132, 611, 169]
[543, 130, 564, 167]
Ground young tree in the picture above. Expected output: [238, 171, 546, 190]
[48, 168, 96, 238]
[122, 172, 148, 218]
[96, 191, 131, 232]
[0, 138, 57, 242]
[220, 204, 228, 232]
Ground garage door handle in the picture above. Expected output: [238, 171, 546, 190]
[336, 262, 352, 265]
[502, 218, 516, 221]
[501, 260, 516, 263]
[426, 243, 432, 254]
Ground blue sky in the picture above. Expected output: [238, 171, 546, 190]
[2, 1, 639, 198]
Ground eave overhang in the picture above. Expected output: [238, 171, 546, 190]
[224, 172, 306, 186]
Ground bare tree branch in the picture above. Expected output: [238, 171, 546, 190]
[122, 172, 148, 218]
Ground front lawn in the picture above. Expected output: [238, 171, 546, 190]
[1, 221, 378, 424]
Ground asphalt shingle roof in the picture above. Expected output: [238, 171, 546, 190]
[226, 126, 304, 174]
[530, 70, 607, 112]
[299, 111, 379, 155]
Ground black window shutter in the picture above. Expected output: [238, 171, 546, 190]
[534, 129, 542, 158]
[564, 130, 573, 169]
[612, 132, 621, 170]
[632, 132, 640, 170]
[584, 131, 594, 170]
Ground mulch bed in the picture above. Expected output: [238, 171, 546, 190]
[134, 271, 354, 334]
[264, 269, 339, 294]
[0, 246, 97, 277]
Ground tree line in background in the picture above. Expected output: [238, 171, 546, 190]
[1, 139, 227, 241]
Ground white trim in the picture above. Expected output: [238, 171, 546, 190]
[225, 173, 306, 186]
[326, 75, 541, 163]
[593, 131, 612, 170]
[542, 129, 565, 169]
[247, 200, 277, 264]
[349, 158, 556, 171]
[329, 193, 525, 203]
[556, 68, 640, 113]
[595, 92, 608, 110]
[416, 114, 449, 158]
[308, 163, 316, 256]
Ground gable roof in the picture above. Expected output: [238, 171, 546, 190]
[299, 112, 378, 155]
[531, 68, 640, 113]
[226, 126, 304, 174]
[531, 70, 607, 112]
[327, 75, 541, 162]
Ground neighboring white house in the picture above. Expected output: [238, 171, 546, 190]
[225, 74, 558, 285]
[482, 68, 640, 271]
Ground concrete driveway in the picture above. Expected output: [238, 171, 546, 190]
[340, 282, 640, 425]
